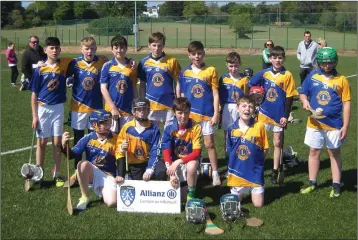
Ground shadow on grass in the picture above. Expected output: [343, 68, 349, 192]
[318, 168, 357, 193]
[264, 181, 305, 206]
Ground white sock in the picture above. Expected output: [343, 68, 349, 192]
[53, 171, 60, 178]
[212, 170, 219, 176]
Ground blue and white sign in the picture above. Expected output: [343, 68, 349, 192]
[117, 180, 181, 214]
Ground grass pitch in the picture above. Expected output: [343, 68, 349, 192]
[1, 53, 356, 239]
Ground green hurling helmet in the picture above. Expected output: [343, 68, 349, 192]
[317, 47, 338, 64]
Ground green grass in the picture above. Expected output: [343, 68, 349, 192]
[1, 22, 357, 50]
[1, 53, 357, 239]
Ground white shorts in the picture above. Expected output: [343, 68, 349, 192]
[264, 123, 283, 132]
[89, 164, 117, 197]
[222, 103, 239, 131]
[230, 186, 264, 196]
[148, 110, 174, 123]
[71, 112, 92, 130]
[110, 116, 133, 134]
[176, 161, 200, 183]
[304, 127, 342, 149]
[200, 120, 215, 136]
[36, 103, 64, 138]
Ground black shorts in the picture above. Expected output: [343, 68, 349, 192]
[128, 160, 166, 181]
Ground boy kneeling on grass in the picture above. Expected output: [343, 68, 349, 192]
[161, 97, 202, 202]
[62, 110, 122, 211]
[226, 95, 269, 208]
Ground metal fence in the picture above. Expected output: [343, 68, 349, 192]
[2, 13, 357, 53]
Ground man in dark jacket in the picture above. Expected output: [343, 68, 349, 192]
[20, 36, 46, 91]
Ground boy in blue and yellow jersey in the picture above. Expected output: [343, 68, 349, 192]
[62, 110, 122, 211]
[300, 47, 351, 198]
[249, 46, 298, 184]
[30, 37, 72, 187]
[100, 35, 137, 134]
[161, 97, 202, 201]
[219, 52, 249, 152]
[138, 32, 181, 128]
[115, 98, 166, 181]
[226, 95, 269, 208]
[66, 37, 108, 185]
[179, 41, 221, 186]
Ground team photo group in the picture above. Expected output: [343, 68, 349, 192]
[18, 30, 350, 228]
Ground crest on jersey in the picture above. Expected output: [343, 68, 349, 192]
[152, 73, 164, 87]
[93, 155, 106, 167]
[316, 91, 331, 106]
[175, 145, 189, 158]
[82, 77, 95, 90]
[116, 80, 128, 94]
[266, 87, 278, 102]
[47, 78, 59, 91]
[134, 146, 145, 161]
[120, 185, 135, 207]
[191, 84, 205, 98]
[236, 145, 251, 161]
[231, 91, 241, 102]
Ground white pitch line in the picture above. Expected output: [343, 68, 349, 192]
[346, 74, 357, 78]
[1, 137, 74, 156]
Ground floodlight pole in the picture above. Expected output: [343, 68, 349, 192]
[134, 0, 137, 52]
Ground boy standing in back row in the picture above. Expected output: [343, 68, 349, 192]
[249, 46, 298, 184]
[29, 37, 72, 187]
[138, 32, 181, 128]
[179, 41, 221, 186]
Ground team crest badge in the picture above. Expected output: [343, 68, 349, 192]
[120, 185, 135, 207]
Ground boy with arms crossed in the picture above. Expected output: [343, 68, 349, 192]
[161, 97, 201, 201]
[179, 41, 221, 186]
[138, 32, 181, 128]
[226, 95, 269, 207]
[101, 35, 137, 133]
[30, 37, 72, 187]
[249, 46, 298, 184]
[66, 37, 108, 185]
[116, 98, 166, 181]
[300, 47, 351, 198]
[62, 110, 122, 211]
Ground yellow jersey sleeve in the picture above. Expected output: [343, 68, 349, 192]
[192, 124, 202, 150]
[170, 58, 181, 80]
[286, 72, 299, 98]
[211, 68, 219, 90]
[341, 76, 351, 102]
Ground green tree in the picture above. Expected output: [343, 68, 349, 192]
[158, 1, 184, 17]
[319, 11, 336, 27]
[93, 1, 146, 18]
[53, 2, 74, 21]
[183, 2, 207, 16]
[73, 2, 98, 19]
[1, 2, 23, 27]
[229, 13, 252, 38]
[26, 2, 58, 21]
[11, 9, 24, 28]
[220, 2, 237, 14]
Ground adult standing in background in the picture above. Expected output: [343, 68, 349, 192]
[296, 31, 318, 85]
[317, 38, 327, 48]
[262, 40, 274, 69]
[20, 36, 46, 91]
[6, 42, 19, 87]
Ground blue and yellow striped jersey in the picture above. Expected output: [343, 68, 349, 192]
[226, 118, 269, 187]
[161, 117, 202, 160]
[72, 131, 118, 177]
[300, 69, 351, 130]
[179, 64, 219, 122]
[249, 66, 299, 126]
[67, 55, 107, 113]
[115, 119, 161, 170]
[100, 58, 137, 116]
[30, 58, 72, 105]
[137, 53, 181, 111]
[219, 73, 249, 105]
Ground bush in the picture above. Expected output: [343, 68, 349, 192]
[86, 17, 133, 36]
[32, 16, 42, 26]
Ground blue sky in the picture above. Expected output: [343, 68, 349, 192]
[22, 1, 280, 9]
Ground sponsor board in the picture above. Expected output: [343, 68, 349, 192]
[117, 180, 181, 214]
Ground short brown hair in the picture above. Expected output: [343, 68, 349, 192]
[149, 32, 166, 45]
[237, 95, 255, 106]
[269, 46, 285, 58]
[81, 36, 96, 47]
[226, 52, 241, 65]
[173, 97, 191, 112]
[111, 35, 127, 49]
[188, 41, 204, 53]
